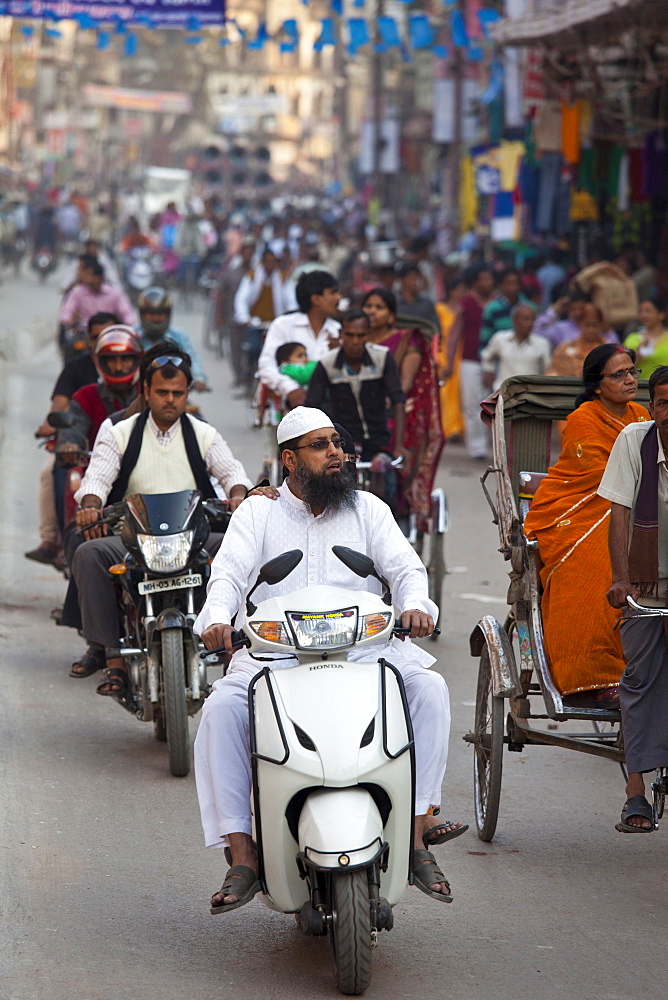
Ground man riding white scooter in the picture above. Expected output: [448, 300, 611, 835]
[195, 406, 466, 914]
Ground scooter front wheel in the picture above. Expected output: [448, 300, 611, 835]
[329, 870, 372, 996]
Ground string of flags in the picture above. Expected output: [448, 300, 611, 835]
[5, 2, 502, 61]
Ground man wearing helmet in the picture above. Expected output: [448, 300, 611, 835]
[57, 326, 143, 454]
[138, 286, 208, 391]
[65, 347, 253, 685]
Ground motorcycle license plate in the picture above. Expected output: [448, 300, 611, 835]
[138, 573, 202, 595]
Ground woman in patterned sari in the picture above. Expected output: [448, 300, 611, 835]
[362, 287, 444, 533]
[523, 344, 649, 701]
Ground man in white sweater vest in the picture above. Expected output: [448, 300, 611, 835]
[70, 351, 253, 692]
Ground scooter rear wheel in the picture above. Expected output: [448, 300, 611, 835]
[162, 628, 190, 777]
[329, 870, 372, 996]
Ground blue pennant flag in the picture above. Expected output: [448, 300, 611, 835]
[45, 27, 61, 38]
[97, 31, 110, 50]
[314, 18, 336, 50]
[480, 59, 504, 105]
[20, 25, 34, 37]
[432, 44, 449, 58]
[187, 16, 201, 31]
[280, 18, 299, 52]
[330, 0, 343, 14]
[124, 33, 138, 56]
[185, 35, 203, 44]
[450, 9, 469, 47]
[409, 14, 435, 49]
[248, 21, 269, 50]
[347, 18, 369, 55]
[377, 16, 401, 51]
[75, 13, 98, 29]
[478, 8, 501, 40]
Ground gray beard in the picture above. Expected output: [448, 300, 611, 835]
[292, 463, 358, 514]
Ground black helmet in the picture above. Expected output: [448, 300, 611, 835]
[138, 286, 172, 338]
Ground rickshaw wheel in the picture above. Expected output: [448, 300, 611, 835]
[473, 646, 504, 842]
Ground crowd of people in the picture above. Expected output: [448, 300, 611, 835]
[18, 195, 668, 920]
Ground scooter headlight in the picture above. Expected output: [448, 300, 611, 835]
[287, 608, 358, 650]
[248, 621, 292, 645]
[137, 531, 193, 573]
[360, 612, 392, 639]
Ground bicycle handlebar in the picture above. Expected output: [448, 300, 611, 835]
[356, 456, 404, 472]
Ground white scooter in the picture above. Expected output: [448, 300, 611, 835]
[215, 545, 438, 996]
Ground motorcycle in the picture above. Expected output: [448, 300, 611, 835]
[92, 489, 229, 777]
[208, 545, 438, 995]
[31, 245, 57, 283]
[44, 410, 89, 542]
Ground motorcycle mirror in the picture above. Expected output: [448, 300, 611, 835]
[259, 549, 303, 585]
[332, 545, 393, 607]
[47, 410, 74, 429]
[332, 545, 374, 579]
[246, 549, 303, 614]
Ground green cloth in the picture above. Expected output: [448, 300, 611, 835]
[624, 331, 668, 379]
[278, 360, 318, 386]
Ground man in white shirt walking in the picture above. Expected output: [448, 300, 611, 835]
[258, 270, 342, 408]
[195, 407, 465, 915]
[481, 303, 550, 391]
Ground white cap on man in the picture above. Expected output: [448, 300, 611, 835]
[276, 406, 334, 447]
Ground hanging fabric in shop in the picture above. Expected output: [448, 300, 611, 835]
[617, 151, 630, 212]
[642, 131, 668, 198]
[472, 145, 501, 195]
[533, 101, 562, 154]
[460, 156, 478, 233]
[491, 190, 516, 242]
[560, 102, 580, 165]
[498, 140, 525, 191]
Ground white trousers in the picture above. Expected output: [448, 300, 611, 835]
[459, 359, 489, 459]
[194, 644, 451, 848]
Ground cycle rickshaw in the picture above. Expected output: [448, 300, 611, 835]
[465, 374, 668, 840]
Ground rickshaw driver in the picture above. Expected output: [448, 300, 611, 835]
[195, 407, 467, 912]
[600, 365, 668, 832]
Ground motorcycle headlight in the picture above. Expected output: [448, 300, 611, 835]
[287, 608, 358, 650]
[248, 621, 292, 645]
[360, 612, 392, 639]
[137, 531, 193, 573]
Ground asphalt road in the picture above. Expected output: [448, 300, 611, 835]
[1, 269, 664, 1000]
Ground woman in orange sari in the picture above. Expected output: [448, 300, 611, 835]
[524, 344, 649, 702]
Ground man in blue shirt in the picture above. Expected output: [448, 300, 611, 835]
[137, 286, 208, 391]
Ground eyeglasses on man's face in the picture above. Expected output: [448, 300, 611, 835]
[291, 437, 346, 452]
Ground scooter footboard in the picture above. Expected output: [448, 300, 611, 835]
[298, 788, 384, 871]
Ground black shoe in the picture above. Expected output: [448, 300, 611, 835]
[25, 543, 58, 565]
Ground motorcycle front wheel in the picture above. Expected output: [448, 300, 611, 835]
[161, 628, 190, 777]
[329, 870, 372, 996]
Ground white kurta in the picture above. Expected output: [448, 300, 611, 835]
[193, 482, 450, 847]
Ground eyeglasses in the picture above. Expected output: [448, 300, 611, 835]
[601, 367, 641, 381]
[291, 437, 346, 452]
[147, 355, 186, 371]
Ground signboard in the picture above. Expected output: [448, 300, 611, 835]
[83, 83, 191, 113]
[0, 1, 225, 28]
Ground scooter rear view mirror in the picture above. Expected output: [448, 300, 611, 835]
[247, 549, 303, 614]
[332, 545, 374, 579]
[332, 546, 392, 606]
[47, 410, 74, 429]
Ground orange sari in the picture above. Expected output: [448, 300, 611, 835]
[523, 399, 650, 695]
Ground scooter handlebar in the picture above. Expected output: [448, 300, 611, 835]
[201, 630, 250, 657]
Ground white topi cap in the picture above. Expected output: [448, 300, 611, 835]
[277, 406, 335, 447]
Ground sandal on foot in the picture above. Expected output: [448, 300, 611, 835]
[96, 667, 129, 697]
[615, 795, 654, 833]
[210, 865, 260, 915]
[411, 849, 453, 903]
[70, 647, 105, 678]
[423, 821, 469, 849]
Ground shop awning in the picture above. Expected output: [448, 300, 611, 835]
[492, 0, 668, 49]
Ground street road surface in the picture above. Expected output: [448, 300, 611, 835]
[0, 269, 664, 1000]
